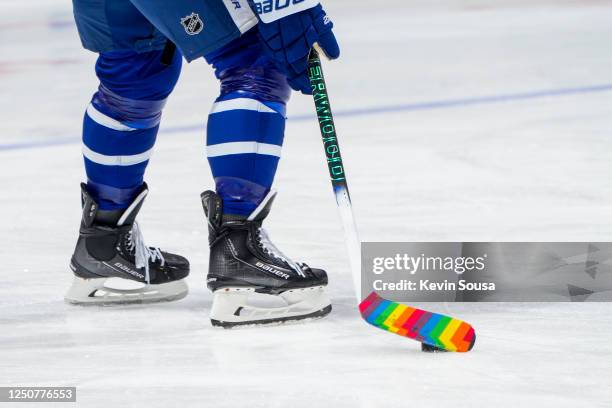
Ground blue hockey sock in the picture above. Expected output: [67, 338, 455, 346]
[207, 93, 286, 215]
[205, 30, 291, 216]
[82, 49, 181, 210]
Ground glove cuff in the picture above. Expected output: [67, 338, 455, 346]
[249, 0, 320, 23]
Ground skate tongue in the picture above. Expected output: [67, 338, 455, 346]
[202, 189, 276, 225]
[116, 187, 149, 227]
[247, 190, 277, 222]
[80, 183, 149, 227]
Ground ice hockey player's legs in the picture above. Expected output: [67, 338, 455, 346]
[2, 0, 612, 407]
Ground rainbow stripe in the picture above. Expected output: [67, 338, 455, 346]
[359, 292, 476, 352]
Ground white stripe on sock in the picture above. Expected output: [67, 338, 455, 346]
[210, 98, 277, 115]
[82, 144, 153, 166]
[221, 0, 257, 34]
[206, 141, 282, 158]
[86, 104, 136, 132]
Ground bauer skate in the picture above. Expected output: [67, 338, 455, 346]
[65, 183, 189, 305]
[201, 190, 331, 327]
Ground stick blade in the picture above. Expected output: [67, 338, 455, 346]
[359, 291, 476, 352]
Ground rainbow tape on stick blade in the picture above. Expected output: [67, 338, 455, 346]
[359, 292, 476, 352]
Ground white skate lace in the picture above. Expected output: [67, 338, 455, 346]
[256, 228, 305, 277]
[126, 222, 165, 284]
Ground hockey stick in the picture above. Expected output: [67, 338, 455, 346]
[307, 49, 476, 352]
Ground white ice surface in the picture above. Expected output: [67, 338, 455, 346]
[2, 1, 612, 407]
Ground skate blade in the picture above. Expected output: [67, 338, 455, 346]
[209, 286, 332, 329]
[64, 276, 188, 306]
[211, 304, 332, 328]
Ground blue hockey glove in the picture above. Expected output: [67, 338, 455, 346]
[250, 1, 340, 94]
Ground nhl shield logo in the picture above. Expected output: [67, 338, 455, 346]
[181, 12, 203, 35]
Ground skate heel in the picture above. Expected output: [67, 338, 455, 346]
[210, 286, 332, 328]
[64, 275, 188, 305]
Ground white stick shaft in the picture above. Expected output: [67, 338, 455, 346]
[334, 186, 362, 302]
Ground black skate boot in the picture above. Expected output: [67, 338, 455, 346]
[65, 183, 189, 305]
[201, 190, 332, 327]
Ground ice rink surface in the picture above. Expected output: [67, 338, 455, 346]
[2, 0, 612, 406]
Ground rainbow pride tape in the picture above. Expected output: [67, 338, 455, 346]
[359, 292, 476, 352]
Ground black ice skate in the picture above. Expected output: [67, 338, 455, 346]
[65, 183, 189, 305]
[201, 190, 331, 327]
